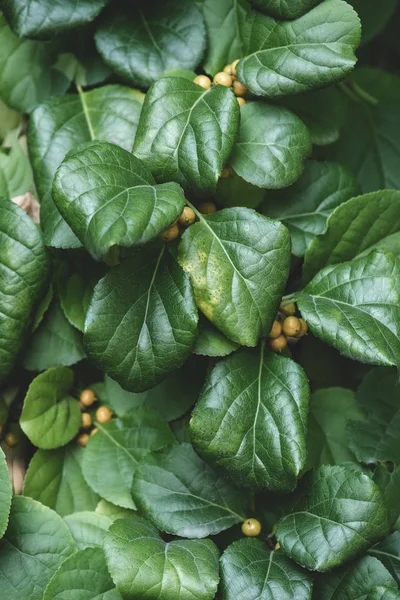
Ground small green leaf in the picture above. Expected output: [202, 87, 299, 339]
[96, 499, 136, 522]
[95, 0, 206, 88]
[133, 77, 239, 195]
[0, 448, 12, 539]
[23, 446, 99, 516]
[0, 496, 77, 600]
[303, 190, 400, 282]
[0, 131, 33, 199]
[84, 246, 198, 392]
[132, 442, 248, 538]
[252, 0, 322, 19]
[178, 207, 290, 346]
[216, 170, 264, 209]
[193, 316, 239, 357]
[220, 538, 313, 600]
[190, 346, 309, 491]
[0, 198, 50, 382]
[229, 102, 312, 188]
[53, 141, 186, 260]
[104, 515, 220, 600]
[43, 546, 121, 600]
[297, 251, 400, 368]
[347, 367, 400, 464]
[0, 98, 21, 140]
[370, 532, 400, 587]
[276, 465, 389, 571]
[20, 367, 81, 449]
[82, 408, 174, 510]
[64, 512, 112, 550]
[28, 85, 144, 248]
[263, 161, 360, 257]
[238, 0, 361, 97]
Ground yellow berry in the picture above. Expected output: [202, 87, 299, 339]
[242, 518, 262, 537]
[231, 59, 240, 76]
[220, 166, 233, 180]
[76, 433, 90, 447]
[281, 302, 296, 316]
[80, 389, 96, 407]
[161, 223, 179, 242]
[178, 206, 196, 227]
[275, 542, 281, 550]
[269, 335, 287, 353]
[268, 320, 282, 339]
[237, 97, 247, 107]
[81, 412, 92, 429]
[5, 432, 17, 448]
[213, 72, 233, 87]
[233, 80, 248, 97]
[198, 201, 217, 215]
[223, 64, 233, 75]
[193, 75, 211, 89]
[298, 318, 308, 337]
[282, 316, 301, 337]
[96, 406, 113, 424]
[90, 427, 98, 437]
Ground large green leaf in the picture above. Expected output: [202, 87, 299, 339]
[64, 512, 112, 550]
[53, 140, 186, 260]
[20, 367, 81, 449]
[237, 0, 361, 97]
[0, 199, 50, 382]
[131, 442, 248, 538]
[306, 388, 365, 469]
[43, 547, 121, 600]
[251, 0, 322, 19]
[0, 132, 33, 199]
[370, 532, 400, 587]
[85, 246, 198, 392]
[347, 367, 400, 464]
[0, 448, 12, 539]
[313, 556, 398, 599]
[23, 446, 99, 516]
[104, 515, 219, 600]
[28, 85, 144, 248]
[2, 0, 107, 39]
[263, 161, 360, 257]
[303, 190, 400, 282]
[133, 77, 239, 195]
[178, 207, 290, 346]
[23, 300, 86, 371]
[297, 251, 400, 368]
[190, 346, 309, 491]
[220, 538, 313, 600]
[0, 15, 70, 112]
[0, 496, 77, 600]
[95, 0, 205, 88]
[202, 0, 248, 75]
[229, 102, 311, 188]
[276, 465, 389, 571]
[82, 408, 174, 510]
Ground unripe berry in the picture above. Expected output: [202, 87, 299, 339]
[242, 518, 262, 537]
[269, 335, 287, 353]
[282, 316, 301, 337]
[213, 72, 233, 87]
[178, 206, 196, 227]
[76, 433, 90, 447]
[96, 406, 113, 424]
[198, 201, 217, 215]
[5, 432, 17, 448]
[81, 412, 92, 429]
[298, 318, 308, 337]
[231, 59, 240, 77]
[237, 97, 247, 107]
[193, 75, 211, 89]
[80, 389, 96, 407]
[161, 223, 179, 242]
[281, 302, 296, 316]
[268, 320, 282, 339]
[233, 80, 248, 97]
[220, 166, 233, 180]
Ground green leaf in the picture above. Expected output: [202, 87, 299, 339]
[96, 500, 135, 522]
[303, 190, 400, 282]
[0, 98, 21, 141]
[20, 367, 81, 449]
[229, 102, 312, 188]
[82, 408, 174, 510]
[0, 15, 70, 112]
[104, 515, 219, 600]
[237, 0, 361, 97]
[347, 367, 400, 464]
[53, 140, 186, 260]
[374, 466, 400, 529]
[313, 555, 398, 599]
[349, 0, 398, 45]
[0, 132, 33, 199]
[251, 0, 322, 19]
[44, 547, 121, 600]
[193, 316, 239, 357]
[178, 207, 290, 346]
[95, 0, 206, 88]
[64, 512, 112, 550]
[306, 388, 365, 469]
[0, 198, 50, 382]
[263, 161, 360, 257]
[350, 68, 400, 103]
[0, 496, 76, 600]
[216, 170, 264, 209]
[220, 538, 313, 600]
[28, 85, 144, 248]
[23, 300, 86, 371]
[84, 246, 198, 392]
[23, 446, 99, 516]
[201, 0, 248, 76]
[276, 465, 389, 571]
[0, 448, 12, 539]
[370, 532, 400, 587]
[133, 77, 239, 195]
[190, 346, 309, 491]
[297, 251, 400, 368]
[32, 283, 53, 331]
[132, 442, 248, 538]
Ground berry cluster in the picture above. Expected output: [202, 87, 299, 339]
[161, 200, 217, 243]
[194, 59, 248, 108]
[268, 302, 308, 353]
[76, 388, 113, 447]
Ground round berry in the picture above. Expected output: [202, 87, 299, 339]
[233, 80, 248, 97]
[241, 518, 262, 537]
[281, 302, 296, 316]
[161, 223, 179, 242]
[80, 388, 96, 407]
[223, 64, 233, 75]
[220, 166, 233, 180]
[96, 406, 113, 424]
[231, 59, 240, 76]
[268, 320, 282, 339]
[76, 433, 90, 447]
[269, 335, 287, 353]
[81, 412, 92, 429]
[282, 316, 301, 337]
[5, 432, 17, 448]
[178, 206, 196, 227]
[237, 97, 247, 107]
[213, 72, 233, 87]
[298, 318, 308, 337]
[193, 75, 211, 89]
[198, 201, 217, 215]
